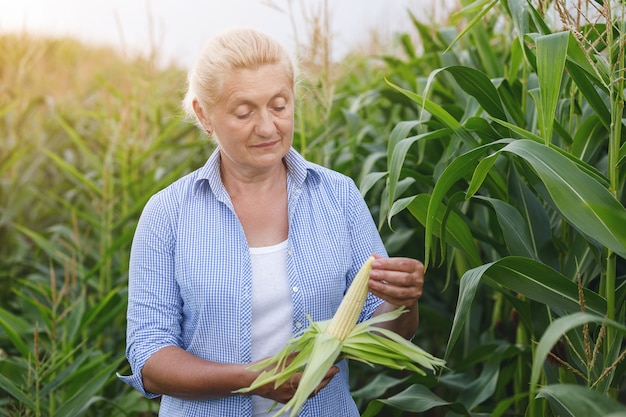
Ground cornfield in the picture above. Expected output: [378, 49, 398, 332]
[1, 0, 625, 416]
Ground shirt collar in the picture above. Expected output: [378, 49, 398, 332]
[193, 147, 320, 199]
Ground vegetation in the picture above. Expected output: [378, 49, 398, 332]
[1, 0, 625, 416]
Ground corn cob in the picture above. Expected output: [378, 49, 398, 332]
[237, 255, 445, 417]
[325, 255, 374, 340]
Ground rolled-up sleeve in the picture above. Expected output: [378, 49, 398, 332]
[118, 192, 182, 397]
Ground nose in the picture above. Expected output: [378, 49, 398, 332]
[254, 109, 276, 137]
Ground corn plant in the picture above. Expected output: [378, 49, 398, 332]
[359, 0, 626, 415]
[0, 34, 206, 416]
[3, 1, 626, 415]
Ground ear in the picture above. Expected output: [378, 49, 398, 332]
[192, 99, 212, 132]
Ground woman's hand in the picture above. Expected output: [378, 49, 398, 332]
[368, 254, 424, 340]
[368, 254, 424, 309]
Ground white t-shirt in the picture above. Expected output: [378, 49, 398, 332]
[249, 240, 293, 416]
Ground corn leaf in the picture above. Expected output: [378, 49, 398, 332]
[536, 32, 569, 143]
[387, 128, 450, 227]
[52, 358, 121, 417]
[407, 194, 482, 268]
[536, 384, 626, 417]
[445, 66, 507, 120]
[384, 79, 478, 148]
[446, 257, 608, 358]
[0, 308, 32, 358]
[472, 196, 536, 259]
[530, 312, 626, 395]
[500, 140, 626, 259]
[422, 139, 511, 268]
[361, 384, 457, 417]
[0, 373, 36, 411]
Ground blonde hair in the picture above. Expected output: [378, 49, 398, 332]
[182, 27, 297, 129]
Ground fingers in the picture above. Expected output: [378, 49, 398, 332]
[371, 256, 424, 277]
[275, 365, 338, 403]
[289, 374, 299, 392]
[311, 365, 339, 397]
[369, 257, 424, 307]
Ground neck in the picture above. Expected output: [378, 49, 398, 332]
[220, 159, 288, 198]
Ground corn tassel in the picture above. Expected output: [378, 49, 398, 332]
[236, 255, 446, 417]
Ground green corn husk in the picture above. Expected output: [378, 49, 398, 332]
[236, 258, 446, 417]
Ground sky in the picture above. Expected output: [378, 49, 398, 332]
[0, 0, 435, 68]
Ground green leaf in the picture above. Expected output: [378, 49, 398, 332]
[423, 140, 510, 268]
[387, 128, 450, 225]
[490, 118, 544, 142]
[56, 115, 103, 172]
[43, 149, 102, 197]
[349, 327, 445, 372]
[0, 372, 37, 411]
[488, 121, 610, 186]
[508, 36, 524, 81]
[445, 0, 499, 53]
[351, 373, 410, 405]
[13, 224, 72, 267]
[445, 66, 507, 120]
[494, 77, 527, 127]
[446, 257, 607, 357]
[362, 384, 457, 416]
[500, 140, 626, 259]
[468, 20, 503, 78]
[456, 345, 505, 410]
[387, 121, 421, 164]
[507, 0, 531, 42]
[473, 196, 536, 258]
[538, 384, 626, 416]
[536, 32, 569, 142]
[40, 348, 91, 397]
[407, 194, 481, 267]
[530, 313, 626, 394]
[80, 286, 125, 337]
[508, 167, 555, 264]
[466, 150, 498, 197]
[572, 114, 607, 161]
[566, 59, 611, 131]
[384, 79, 478, 148]
[0, 308, 32, 358]
[489, 259, 606, 316]
[53, 357, 121, 417]
[65, 296, 86, 346]
[358, 151, 386, 191]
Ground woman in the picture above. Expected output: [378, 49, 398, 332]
[119, 27, 424, 417]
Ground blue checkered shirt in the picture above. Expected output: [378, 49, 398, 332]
[118, 147, 387, 416]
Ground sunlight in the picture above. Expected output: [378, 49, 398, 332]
[0, 0, 422, 67]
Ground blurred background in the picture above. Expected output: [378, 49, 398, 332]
[1, 0, 444, 67]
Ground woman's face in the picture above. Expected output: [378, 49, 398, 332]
[200, 63, 294, 178]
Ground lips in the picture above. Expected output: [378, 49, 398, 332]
[253, 139, 280, 149]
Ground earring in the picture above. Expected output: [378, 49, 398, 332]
[205, 129, 213, 137]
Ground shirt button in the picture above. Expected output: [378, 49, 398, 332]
[295, 322, 303, 328]
[292, 286, 299, 293]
